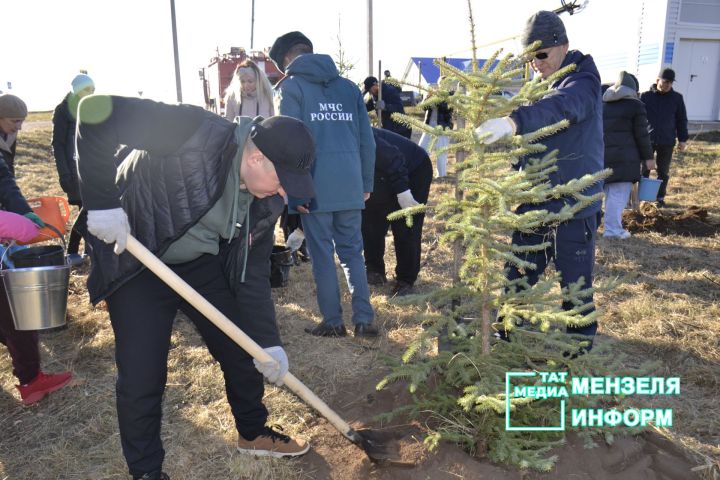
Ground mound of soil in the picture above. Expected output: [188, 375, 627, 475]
[300, 376, 702, 479]
[623, 203, 720, 237]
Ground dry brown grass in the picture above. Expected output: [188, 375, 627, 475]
[1, 123, 718, 479]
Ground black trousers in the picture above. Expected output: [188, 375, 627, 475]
[67, 207, 88, 255]
[106, 253, 268, 476]
[362, 158, 433, 284]
[642, 144, 674, 200]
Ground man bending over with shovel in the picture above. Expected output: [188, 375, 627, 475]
[76, 95, 314, 480]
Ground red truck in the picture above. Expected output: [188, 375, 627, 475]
[199, 47, 283, 115]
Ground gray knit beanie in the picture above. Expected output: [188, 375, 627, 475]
[521, 11, 568, 49]
[0, 94, 28, 119]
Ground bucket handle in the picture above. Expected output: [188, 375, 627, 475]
[38, 223, 68, 253]
[0, 241, 14, 270]
[0, 224, 68, 271]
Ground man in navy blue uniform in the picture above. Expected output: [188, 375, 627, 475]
[363, 128, 433, 296]
[474, 10, 604, 347]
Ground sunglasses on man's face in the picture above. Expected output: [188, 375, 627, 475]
[533, 51, 550, 60]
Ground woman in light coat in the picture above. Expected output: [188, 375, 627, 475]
[224, 59, 275, 121]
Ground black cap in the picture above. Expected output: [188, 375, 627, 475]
[660, 68, 675, 82]
[521, 10, 568, 49]
[250, 116, 316, 198]
[269, 31, 313, 72]
[363, 76, 378, 92]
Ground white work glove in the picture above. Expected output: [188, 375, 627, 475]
[397, 189, 420, 209]
[253, 346, 289, 386]
[376, 99, 386, 110]
[474, 117, 516, 144]
[285, 229, 305, 252]
[87, 207, 131, 254]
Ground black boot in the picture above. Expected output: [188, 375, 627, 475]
[134, 471, 170, 480]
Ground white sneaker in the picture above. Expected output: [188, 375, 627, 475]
[604, 231, 631, 239]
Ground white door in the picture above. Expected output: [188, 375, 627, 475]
[675, 39, 720, 121]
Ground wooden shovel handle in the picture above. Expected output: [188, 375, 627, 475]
[125, 234, 356, 441]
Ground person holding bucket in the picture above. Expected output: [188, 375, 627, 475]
[601, 71, 655, 239]
[0, 149, 73, 406]
[76, 95, 314, 479]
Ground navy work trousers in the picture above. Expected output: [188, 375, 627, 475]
[362, 158, 433, 285]
[505, 214, 599, 337]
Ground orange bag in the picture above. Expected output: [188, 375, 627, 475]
[16, 196, 72, 245]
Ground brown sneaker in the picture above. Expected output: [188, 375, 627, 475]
[237, 426, 310, 458]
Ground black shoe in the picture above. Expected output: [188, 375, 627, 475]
[366, 270, 387, 286]
[656, 199, 666, 207]
[354, 323, 379, 338]
[304, 323, 347, 337]
[134, 472, 170, 480]
[391, 280, 414, 297]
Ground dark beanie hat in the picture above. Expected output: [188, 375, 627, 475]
[269, 31, 313, 72]
[0, 94, 28, 118]
[521, 10, 568, 49]
[363, 76, 378, 92]
[660, 68, 675, 82]
[616, 71, 639, 92]
[249, 116, 316, 199]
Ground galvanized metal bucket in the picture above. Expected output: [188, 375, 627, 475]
[1, 225, 70, 330]
[1, 265, 70, 330]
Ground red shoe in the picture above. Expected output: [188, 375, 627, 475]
[16, 371, 72, 406]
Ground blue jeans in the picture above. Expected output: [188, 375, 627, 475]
[302, 210, 374, 327]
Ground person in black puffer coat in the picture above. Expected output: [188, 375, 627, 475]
[601, 71, 654, 238]
[52, 74, 95, 265]
[76, 95, 315, 478]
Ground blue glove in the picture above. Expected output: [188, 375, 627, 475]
[23, 212, 46, 228]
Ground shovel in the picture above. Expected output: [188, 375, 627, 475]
[124, 234, 407, 466]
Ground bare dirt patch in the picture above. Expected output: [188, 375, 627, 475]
[624, 203, 720, 237]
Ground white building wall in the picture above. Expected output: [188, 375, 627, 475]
[664, 0, 720, 120]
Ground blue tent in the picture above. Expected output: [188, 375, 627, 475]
[409, 57, 497, 84]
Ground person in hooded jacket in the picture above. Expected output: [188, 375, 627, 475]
[640, 68, 689, 207]
[363, 128, 432, 296]
[601, 71, 655, 239]
[52, 73, 96, 265]
[474, 11, 604, 346]
[75, 95, 315, 479]
[270, 31, 378, 338]
[224, 59, 275, 121]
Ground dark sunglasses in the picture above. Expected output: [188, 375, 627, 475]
[533, 52, 549, 60]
